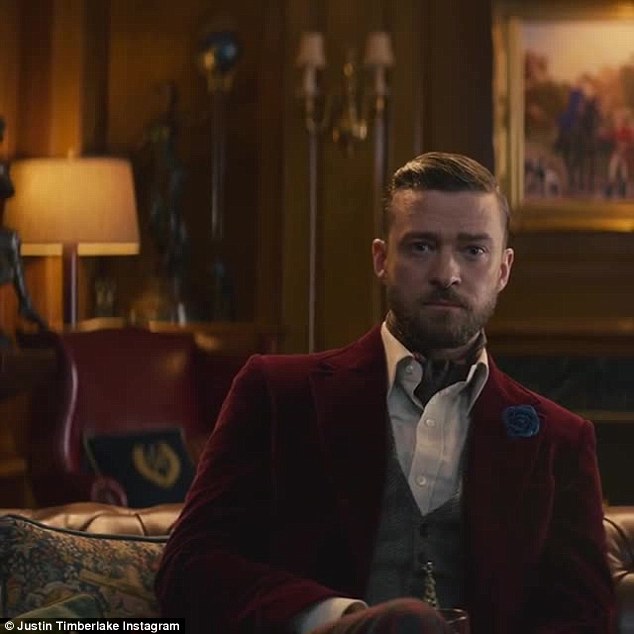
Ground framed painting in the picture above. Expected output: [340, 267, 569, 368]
[493, 2, 634, 231]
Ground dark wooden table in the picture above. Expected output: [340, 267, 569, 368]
[0, 345, 56, 506]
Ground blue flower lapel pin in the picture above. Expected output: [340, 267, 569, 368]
[502, 405, 540, 438]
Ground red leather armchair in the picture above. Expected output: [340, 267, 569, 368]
[27, 327, 249, 507]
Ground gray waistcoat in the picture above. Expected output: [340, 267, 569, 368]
[364, 437, 465, 609]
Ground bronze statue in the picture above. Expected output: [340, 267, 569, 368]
[0, 119, 14, 200]
[0, 117, 48, 340]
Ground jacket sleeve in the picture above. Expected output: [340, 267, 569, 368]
[155, 355, 339, 634]
[529, 418, 615, 633]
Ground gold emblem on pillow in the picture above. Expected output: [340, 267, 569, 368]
[132, 441, 181, 488]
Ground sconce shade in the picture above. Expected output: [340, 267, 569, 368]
[363, 31, 395, 67]
[296, 32, 326, 68]
[4, 157, 139, 256]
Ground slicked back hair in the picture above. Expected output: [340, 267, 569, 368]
[384, 152, 511, 244]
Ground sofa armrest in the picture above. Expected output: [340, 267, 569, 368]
[604, 506, 634, 633]
[0, 501, 183, 536]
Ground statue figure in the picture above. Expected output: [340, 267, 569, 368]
[146, 82, 188, 287]
[0, 118, 14, 200]
[0, 117, 48, 343]
[130, 83, 189, 323]
[0, 228, 48, 331]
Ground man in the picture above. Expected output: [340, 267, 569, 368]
[157, 152, 614, 633]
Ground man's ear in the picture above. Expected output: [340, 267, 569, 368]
[372, 239, 387, 281]
[497, 247, 514, 292]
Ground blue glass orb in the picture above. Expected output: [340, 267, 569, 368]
[199, 31, 241, 75]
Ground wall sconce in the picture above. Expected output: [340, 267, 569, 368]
[364, 31, 395, 113]
[331, 49, 369, 155]
[296, 31, 394, 352]
[4, 157, 139, 328]
[296, 31, 394, 154]
[331, 35, 394, 155]
[295, 32, 328, 134]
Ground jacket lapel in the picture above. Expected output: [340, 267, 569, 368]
[466, 357, 545, 513]
[464, 356, 546, 591]
[310, 327, 388, 586]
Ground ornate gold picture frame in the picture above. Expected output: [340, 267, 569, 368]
[493, 2, 634, 231]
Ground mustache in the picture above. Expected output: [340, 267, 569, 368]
[422, 288, 469, 308]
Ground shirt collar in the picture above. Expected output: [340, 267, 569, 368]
[381, 321, 415, 393]
[380, 320, 489, 408]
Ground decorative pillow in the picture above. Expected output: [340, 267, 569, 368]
[84, 428, 196, 507]
[0, 515, 166, 618]
[14, 593, 102, 619]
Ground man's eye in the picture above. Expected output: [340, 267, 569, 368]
[464, 246, 486, 257]
[409, 241, 433, 253]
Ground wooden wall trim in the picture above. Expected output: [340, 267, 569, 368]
[488, 318, 634, 357]
[0, 0, 19, 158]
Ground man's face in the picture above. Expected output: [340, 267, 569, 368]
[372, 189, 514, 353]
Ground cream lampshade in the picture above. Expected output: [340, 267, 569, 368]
[4, 157, 140, 326]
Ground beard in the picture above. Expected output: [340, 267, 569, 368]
[386, 285, 498, 353]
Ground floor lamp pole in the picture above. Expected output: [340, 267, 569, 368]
[365, 34, 394, 321]
[371, 91, 389, 322]
[297, 33, 327, 353]
[307, 127, 319, 353]
[62, 243, 79, 327]
[197, 30, 241, 321]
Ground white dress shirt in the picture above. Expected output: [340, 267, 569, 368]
[381, 322, 489, 515]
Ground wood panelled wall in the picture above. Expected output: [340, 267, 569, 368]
[0, 0, 632, 352]
[281, 0, 500, 351]
[0, 0, 109, 330]
[105, 0, 285, 325]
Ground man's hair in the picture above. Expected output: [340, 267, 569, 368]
[384, 151, 511, 242]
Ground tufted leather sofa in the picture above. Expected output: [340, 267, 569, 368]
[605, 506, 634, 633]
[0, 501, 183, 536]
[1, 503, 633, 629]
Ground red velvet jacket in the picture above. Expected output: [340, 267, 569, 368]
[156, 327, 614, 633]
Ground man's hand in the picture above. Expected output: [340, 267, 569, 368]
[309, 598, 454, 633]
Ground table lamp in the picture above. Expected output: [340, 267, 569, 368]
[3, 157, 139, 327]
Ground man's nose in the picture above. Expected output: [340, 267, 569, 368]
[429, 251, 461, 288]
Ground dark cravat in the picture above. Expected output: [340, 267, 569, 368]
[413, 332, 486, 407]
